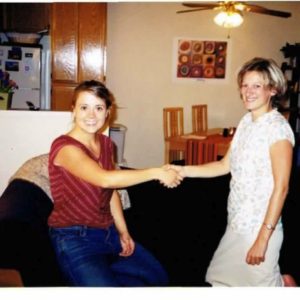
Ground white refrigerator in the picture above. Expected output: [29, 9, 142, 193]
[0, 43, 50, 110]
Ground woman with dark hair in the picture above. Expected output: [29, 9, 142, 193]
[48, 80, 181, 286]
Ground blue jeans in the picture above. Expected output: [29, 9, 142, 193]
[49, 225, 168, 287]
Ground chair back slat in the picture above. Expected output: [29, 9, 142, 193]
[186, 139, 218, 165]
[163, 107, 184, 163]
[192, 105, 208, 133]
[163, 107, 184, 139]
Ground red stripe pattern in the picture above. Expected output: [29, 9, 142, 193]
[48, 134, 114, 228]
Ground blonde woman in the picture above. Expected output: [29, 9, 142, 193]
[171, 57, 295, 286]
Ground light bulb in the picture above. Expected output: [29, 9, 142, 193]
[214, 10, 244, 28]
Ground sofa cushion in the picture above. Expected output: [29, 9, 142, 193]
[0, 179, 65, 286]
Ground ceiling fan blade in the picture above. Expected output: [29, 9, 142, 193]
[182, 2, 220, 9]
[246, 4, 291, 18]
[177, 7, 214, 14]
[178, 2, 291, 19]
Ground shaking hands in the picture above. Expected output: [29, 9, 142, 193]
[158, 164, 185, 188]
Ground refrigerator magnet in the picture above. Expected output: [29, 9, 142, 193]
[24, 65, 30, 74]
[5, 61, 19, 72]
[8, 48, 22, 60]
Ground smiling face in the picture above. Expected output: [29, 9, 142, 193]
[240, 71, 276, 119]
[73, 91, 109, 134]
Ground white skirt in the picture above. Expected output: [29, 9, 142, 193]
[205, 226, 284, 286]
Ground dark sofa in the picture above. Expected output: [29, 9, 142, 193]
[0, 168, 299, 287]
[124, 175, 229, 286]
[0, 179, 65, 286]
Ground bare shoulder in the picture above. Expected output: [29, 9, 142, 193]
[55, 144, 88, 166]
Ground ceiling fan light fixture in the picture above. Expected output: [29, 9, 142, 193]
[214, 10, 244, 28]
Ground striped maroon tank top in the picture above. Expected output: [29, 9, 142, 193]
[48, 134, 114, 228]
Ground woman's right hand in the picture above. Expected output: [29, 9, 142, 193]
[119, 231, 135, 257]
[165, 164, 186, 178]
[158, 166, 183, 188]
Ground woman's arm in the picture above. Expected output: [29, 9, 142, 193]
[110, 190, 135, 257]
[54, 145, 182, 189]
[246, 139, 293, 265]
[174, 145, 231, 178]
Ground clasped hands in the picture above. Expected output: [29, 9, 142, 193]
[159, 164, 185, 188]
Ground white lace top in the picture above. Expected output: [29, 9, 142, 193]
[228, 110, 295, 234]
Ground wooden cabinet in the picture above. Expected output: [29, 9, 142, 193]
[51, 3, 107, 111]
[0, 3, 50, 32]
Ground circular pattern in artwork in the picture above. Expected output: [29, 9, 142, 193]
[179, 40, 191, 53]
[192, 54, 202, 65]
[190, 66, 203, 77]
[178, 64, 190, 77]
[215, 67, 225, 78]
[179, 54, 190, 64]
[203, 66, 215, 78]
[192, 41, 203, 53]
[204, 41, 215, 54]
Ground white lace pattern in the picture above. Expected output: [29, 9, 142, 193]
[228, 110, 295, 234]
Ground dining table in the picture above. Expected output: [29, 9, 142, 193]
[164, 127, 233, 164]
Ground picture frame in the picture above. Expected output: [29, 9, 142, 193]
[172, 37, 230, 83]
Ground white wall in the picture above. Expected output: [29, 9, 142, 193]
[106, 2, 300, 168]
[0, 110, 72, 195]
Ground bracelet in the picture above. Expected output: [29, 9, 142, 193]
[263, 223, 275, 231]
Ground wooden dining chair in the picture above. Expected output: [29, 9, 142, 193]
[0, 269, 23, 287]
[192, 104, 208, 133]
[163, 107, 184, 163]
[186, 139, 218, 165]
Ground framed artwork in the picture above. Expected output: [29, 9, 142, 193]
[173, 38, 229, 82]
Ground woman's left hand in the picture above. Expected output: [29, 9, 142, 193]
[246, 238, 268, 265]
[119, 231, 135, 257]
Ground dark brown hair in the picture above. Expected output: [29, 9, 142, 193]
[72, 80, 113, 109]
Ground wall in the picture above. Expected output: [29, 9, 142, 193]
[106, 2, 300, 168]
[0, 110, 72, 195]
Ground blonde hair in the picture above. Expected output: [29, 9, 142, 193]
[237, 57, 287, 107]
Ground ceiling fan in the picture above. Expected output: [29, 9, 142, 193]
[177, 2, 292, 28]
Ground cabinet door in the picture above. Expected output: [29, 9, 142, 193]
[78, 3, 107, 83]
[51, 3, 78, 83]
[51, 84, 76, 111]
[51, 3, 107, 111]
[1, 3, 50, 32]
